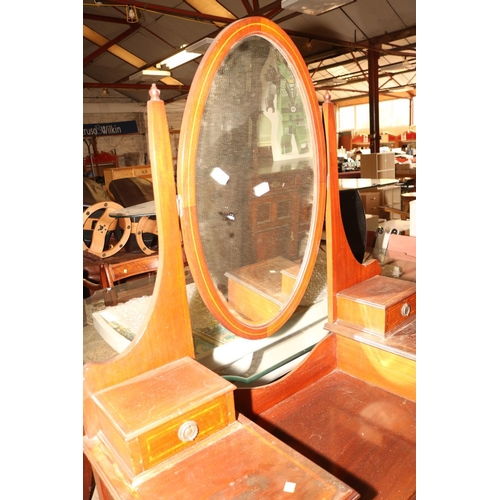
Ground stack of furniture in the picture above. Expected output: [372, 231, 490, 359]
[360, 153, 402, 220]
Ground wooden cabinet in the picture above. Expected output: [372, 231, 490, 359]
[360, 153, 395, 179]
[338, 132, 370, 150]
[249, 168, 311, 263]
[397, 130, 416, 148]
[359, 154, 401, 220]
[379, 184, 402, 219]
[359, 191, 380, 216]
[103, 165, 152, 192]
[360, 185, 402, 220]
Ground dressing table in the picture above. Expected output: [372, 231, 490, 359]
[83, 16, 415, 499]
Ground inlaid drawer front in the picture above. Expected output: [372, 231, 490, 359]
[386, 293, 416, 332]
[139, 394, 232, 470]
[92, 357, 236, 482]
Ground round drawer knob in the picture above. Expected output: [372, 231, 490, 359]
[178, 420, 199, 442]
[401, 303, 411, 317]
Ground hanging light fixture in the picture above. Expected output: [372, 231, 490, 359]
[156, 38, 214, 70]
[383, 58, 416, 73]
[128, 69, 172, 82]
[281, 0, 356, 15]
[126, 4, 138, 23]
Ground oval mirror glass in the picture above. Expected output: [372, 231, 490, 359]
[178, 18, 326, 339]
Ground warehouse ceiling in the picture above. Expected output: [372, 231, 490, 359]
[83, 0, 416, 110]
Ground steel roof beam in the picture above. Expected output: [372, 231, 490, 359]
[302, 26, 416, 64]
[83, 13, 130, 24]
[84, 82, 191, 92]
[84, 24, 142, 67]
[96, 0, 235, 25]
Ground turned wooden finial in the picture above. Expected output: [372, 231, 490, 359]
[149, 83, 161, 101]
[324, 91, 331, 102]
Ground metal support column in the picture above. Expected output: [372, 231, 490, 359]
[368, 47, 380, 153]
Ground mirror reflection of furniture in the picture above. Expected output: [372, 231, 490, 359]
[83, 16, 415, 500]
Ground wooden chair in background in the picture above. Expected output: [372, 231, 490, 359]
[107, 177, 158, 255]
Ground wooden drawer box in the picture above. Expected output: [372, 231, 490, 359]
[225, 256, 296, 323]
[360, 191, 380, 216]
[337, 275, 416, 337]
[103, 165, 152, 191]
[92, 357, 236, 483]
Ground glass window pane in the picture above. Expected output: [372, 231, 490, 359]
[392, 99, 410, 126]
[338, 106, 355, 131]
[355, 104, 369, 130]
[379, 100, 392, 129]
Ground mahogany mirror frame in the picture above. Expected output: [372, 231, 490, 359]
[177, 16, 327, 339]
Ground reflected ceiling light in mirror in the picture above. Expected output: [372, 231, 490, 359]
[253, 182, 270, 197]
[210, 167, 230, 185]
[281, 0, 355, 15]
[157, 38, 214, 70]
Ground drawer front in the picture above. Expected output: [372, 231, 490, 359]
[365, 200, 379, 212]
[361, 193, 379, 203]
[386, 292, 416, 332]
[361, 192, 380, 214]
[365, 207, 380, 216]
[111, 168, 134, 180]
[133, 167, 151, 177]
[138, 394, 234, 471]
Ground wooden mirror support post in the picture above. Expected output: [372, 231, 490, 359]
[322, 93, 381, 323]
[83, 84, 195, 498]
[83, 84, 359, 500]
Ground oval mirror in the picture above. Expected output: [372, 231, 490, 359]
[178, 17, 326, 339]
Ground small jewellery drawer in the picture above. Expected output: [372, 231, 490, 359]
[92, 357, 236, 482]
[337, 275, 416, 337]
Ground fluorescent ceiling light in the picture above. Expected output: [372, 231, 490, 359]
[157, 38, 214, 70]
[383, 59, 416, 73]
[327, 65, 350, 78]
[314, 77, 348, 86]
[128, 69, 171, 82]
[388, 85, 415, 93]
[281, 0, 356, 15]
